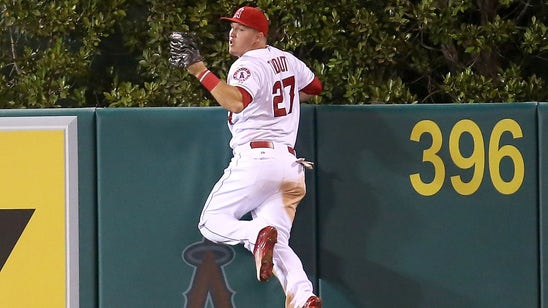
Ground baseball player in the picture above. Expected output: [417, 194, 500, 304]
[169, 6, 323, 308]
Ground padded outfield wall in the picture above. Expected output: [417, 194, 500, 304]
[0, 103, 546, 307]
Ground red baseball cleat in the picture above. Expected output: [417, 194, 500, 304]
[253, 226, 277, 281]
[303, 295, 322, 308]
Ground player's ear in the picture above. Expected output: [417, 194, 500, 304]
[256, 31, 266, 43]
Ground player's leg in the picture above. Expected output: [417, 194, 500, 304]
[249, 157, 318, 307]
[274, 243, 316, 308]
[198, 149, 282, 246]
[252, 193, 318, 307]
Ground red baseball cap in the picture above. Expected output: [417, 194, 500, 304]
[221, 6, 269, 36]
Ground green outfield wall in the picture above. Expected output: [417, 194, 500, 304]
[316, 103, 538, 308]
[0, 103, 547, 307]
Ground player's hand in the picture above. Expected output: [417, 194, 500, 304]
[168, 32, 205, 69]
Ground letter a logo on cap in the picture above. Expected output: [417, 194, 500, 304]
[221, 6, 269, 36]
[234, 7, 244, 19]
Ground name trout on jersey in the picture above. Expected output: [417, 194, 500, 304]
[268, 56, 288, 74]
[232, 56, 288, 83]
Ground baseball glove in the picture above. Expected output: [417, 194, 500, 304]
[168, 32, 205, 68]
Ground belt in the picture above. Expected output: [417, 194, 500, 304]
[250, 141, 295, 155]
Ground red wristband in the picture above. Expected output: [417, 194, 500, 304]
[197, 70, 221, 91]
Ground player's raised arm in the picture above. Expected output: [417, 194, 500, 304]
[168, 32, 245, 113]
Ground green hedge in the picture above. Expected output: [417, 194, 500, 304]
[1, 0, 547, 107]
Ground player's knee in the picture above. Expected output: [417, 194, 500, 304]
[198, 222, 218, 243]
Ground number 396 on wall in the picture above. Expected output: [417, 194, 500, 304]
[409, 119, 525, 196]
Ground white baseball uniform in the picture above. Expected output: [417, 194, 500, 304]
[198, 45, 317, 307]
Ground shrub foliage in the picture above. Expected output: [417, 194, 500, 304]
[1, 0, 547, 107]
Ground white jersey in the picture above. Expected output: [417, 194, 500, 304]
[226, 46, 315, 149]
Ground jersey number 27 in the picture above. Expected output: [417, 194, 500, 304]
[273, 76, 295, 117]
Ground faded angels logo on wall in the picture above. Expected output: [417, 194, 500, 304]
[182, 239, 236, 308]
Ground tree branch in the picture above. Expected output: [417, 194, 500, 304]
[8, 26, 21, 76]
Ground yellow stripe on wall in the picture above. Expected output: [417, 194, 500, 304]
[0, 130, 66, 307]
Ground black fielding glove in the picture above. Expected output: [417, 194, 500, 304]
[168, 32, 205, 68]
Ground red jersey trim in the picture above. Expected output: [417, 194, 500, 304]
[301, 76, 323, 95]
[237, 86, 253, 108]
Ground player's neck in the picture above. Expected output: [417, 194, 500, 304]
[239, 44, 267, 57]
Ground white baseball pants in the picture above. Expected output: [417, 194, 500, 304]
[198, 144, 315, 308]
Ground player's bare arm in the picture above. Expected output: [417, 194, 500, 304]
[209, 79, 245, 113]
[299, 92, 315, 102]
[169, 32, 245, 114]
[186, 61, 244, 113]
